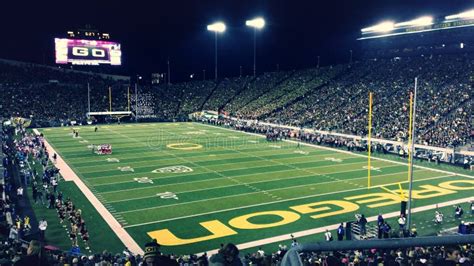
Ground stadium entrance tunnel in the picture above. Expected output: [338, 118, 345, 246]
[147, 179, 474, 246]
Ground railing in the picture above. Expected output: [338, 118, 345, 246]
[281, 235, 474, 266]
[221, 116, 474, 158]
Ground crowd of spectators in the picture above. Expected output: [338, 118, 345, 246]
[262, 55, 472, 148]
[1, 54, 472, 147]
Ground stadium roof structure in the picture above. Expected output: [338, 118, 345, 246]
[359, 9, 474, 40]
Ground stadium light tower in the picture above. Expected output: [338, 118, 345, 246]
[361, 21, 395, 33]
[445, 9, 474, 21]
[207, 22, 226, 80]
[246, 17, 265, 76]
[395, 16, 433, 27]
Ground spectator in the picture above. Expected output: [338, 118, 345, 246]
[209, 243, 243, 266]
[324, 229, 333, 241]
[398, 214, 407, 232]
[455, 205, 464, 219]
[38, 218, 47, 242]
[359, 214, 367, 236]
[382, 222, 392, 239]
[435, 210, 444, 224]
[14, 240, 48, 266]
[16, 187, 23, 200]
[337, 223, 345, 241]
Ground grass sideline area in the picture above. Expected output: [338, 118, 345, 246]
[36, 122, 474, 255]
[24, 154, 124, 254]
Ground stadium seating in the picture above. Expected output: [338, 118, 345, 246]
[1, 55, 471, 148]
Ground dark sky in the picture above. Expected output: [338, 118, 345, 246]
[1, 0, 472, 81]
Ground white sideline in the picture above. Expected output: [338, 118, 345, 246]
[201, 196, 474, 256]
[34, 129, 144, 255]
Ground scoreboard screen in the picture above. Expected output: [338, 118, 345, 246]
[55, 38, 121, 65]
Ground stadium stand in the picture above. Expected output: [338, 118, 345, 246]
[1, 54, 472, 148]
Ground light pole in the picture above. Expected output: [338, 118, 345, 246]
[246, 17, 265, 76]
[203, 69, 206, 81]
[167, 58, 171, 85]
[207, 22, 226, 80]
[317, 56, 320, 68]
[135, 75, 141, 122]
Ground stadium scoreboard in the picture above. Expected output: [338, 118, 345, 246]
[55, 38, 122, 66]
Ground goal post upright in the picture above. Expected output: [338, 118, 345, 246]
[87, 83, 91, 115]
[109, 86, 112, 112]
[127, 86, 131, 112]
[407, 77, 418, 231]
[87, 84, 134, 122]
[367, 91, 373, 188]
[135, 83, 138, 122]
[407, 91, 414, 182]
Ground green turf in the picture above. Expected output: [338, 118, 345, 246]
[38, 122, 474, 255]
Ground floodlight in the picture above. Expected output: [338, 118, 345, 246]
[445, 9, 474, 21]
[361, 21, 395, 33]
[395, 16, 433, 27]
[207, 22, 226, 33]
[246, 17, 265, 29]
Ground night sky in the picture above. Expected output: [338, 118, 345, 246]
[1, 0, 472, 81]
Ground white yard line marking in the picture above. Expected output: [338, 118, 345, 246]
[123, 173, 453, 228]
[93, 158, 382, 187]
[79, 152, 354, 175]
[72, 145, 330, 167]
[197, 123, 474, 179]
[106, 166, 422, 203]
[34, 129, 144, 255]
[105, 127, 286, 204]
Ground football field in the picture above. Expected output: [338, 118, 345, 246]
[39, 122, 474, 254]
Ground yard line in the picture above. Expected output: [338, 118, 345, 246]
[122, 173, 453, 227]
[91, 157, 372, 187]
[106, 165, 416, 203]
[101, 164, 405, 197]
[197, 123, 474, 179]
[73, 147, 323, 168]
[105, 127, 286, 203]
[71, 143, 297, 165]
[79, 151, 353, 175]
